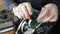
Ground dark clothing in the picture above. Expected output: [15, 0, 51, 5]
[3, 0, 60, 34]
[3, 0, 60, 12]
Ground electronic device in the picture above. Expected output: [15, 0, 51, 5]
[15, 9, 55, 34]
[0, 10, 18, 33]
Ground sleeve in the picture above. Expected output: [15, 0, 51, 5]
[3, 0, 17, 11]
[47, 0, 60, 13]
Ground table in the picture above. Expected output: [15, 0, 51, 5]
[4, 30, 15, 34]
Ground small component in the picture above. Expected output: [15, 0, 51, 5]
[24, 28, 34, 34]
[15, 9, 55, 34]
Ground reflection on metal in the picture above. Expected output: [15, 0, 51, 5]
[0, 27, 14, 33]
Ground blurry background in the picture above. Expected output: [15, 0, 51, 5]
[0, 0, 15, 34]
[0, 0, 6, 11]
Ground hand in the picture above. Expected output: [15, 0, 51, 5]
[13, 2, 32, 19]
[37, 3, 58, 22]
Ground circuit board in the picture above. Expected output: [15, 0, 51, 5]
[16, 9, 55, 34]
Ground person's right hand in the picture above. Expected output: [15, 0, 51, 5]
[13, 2, 32, 19]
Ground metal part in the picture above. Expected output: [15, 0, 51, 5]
[0, 10, 14, 33]
[15, 18, 26, 34]
[15, 9, 55, 34]
[24, 28, 34, 34]
[0, 10, 11, 23]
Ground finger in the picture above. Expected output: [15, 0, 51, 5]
[38, 10, 51, 22]
[42, 4, 58, 22]
[20, 4, 30, 19]
[13, 7, 22, 18]
[22, 2, 32, 15]
[49, 15, 58, 22]
[39, 7, 46, 14]
[50, 17, 58, 22]
[49, 9, 58, 22]
[42, 10, 55, 22]
[49, 5, 58, 22]
[37, 3, 58, 22]
[17, 4, 25, 18]
[37, 7, 50, 22]
[13, 7, 17, 16]
[50, 14, 58, 22]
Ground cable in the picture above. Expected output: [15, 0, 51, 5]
[21, 21, 27, 32]
[15, 18, 26, 34]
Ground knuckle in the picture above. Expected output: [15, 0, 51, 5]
[44, 3, 58, 9]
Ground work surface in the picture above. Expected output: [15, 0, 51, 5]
[4, 30, 15, 34]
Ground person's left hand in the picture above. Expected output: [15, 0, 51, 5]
[37, 3, 58, 22]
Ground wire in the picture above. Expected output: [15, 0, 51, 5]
[15, 18, 26, 34]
